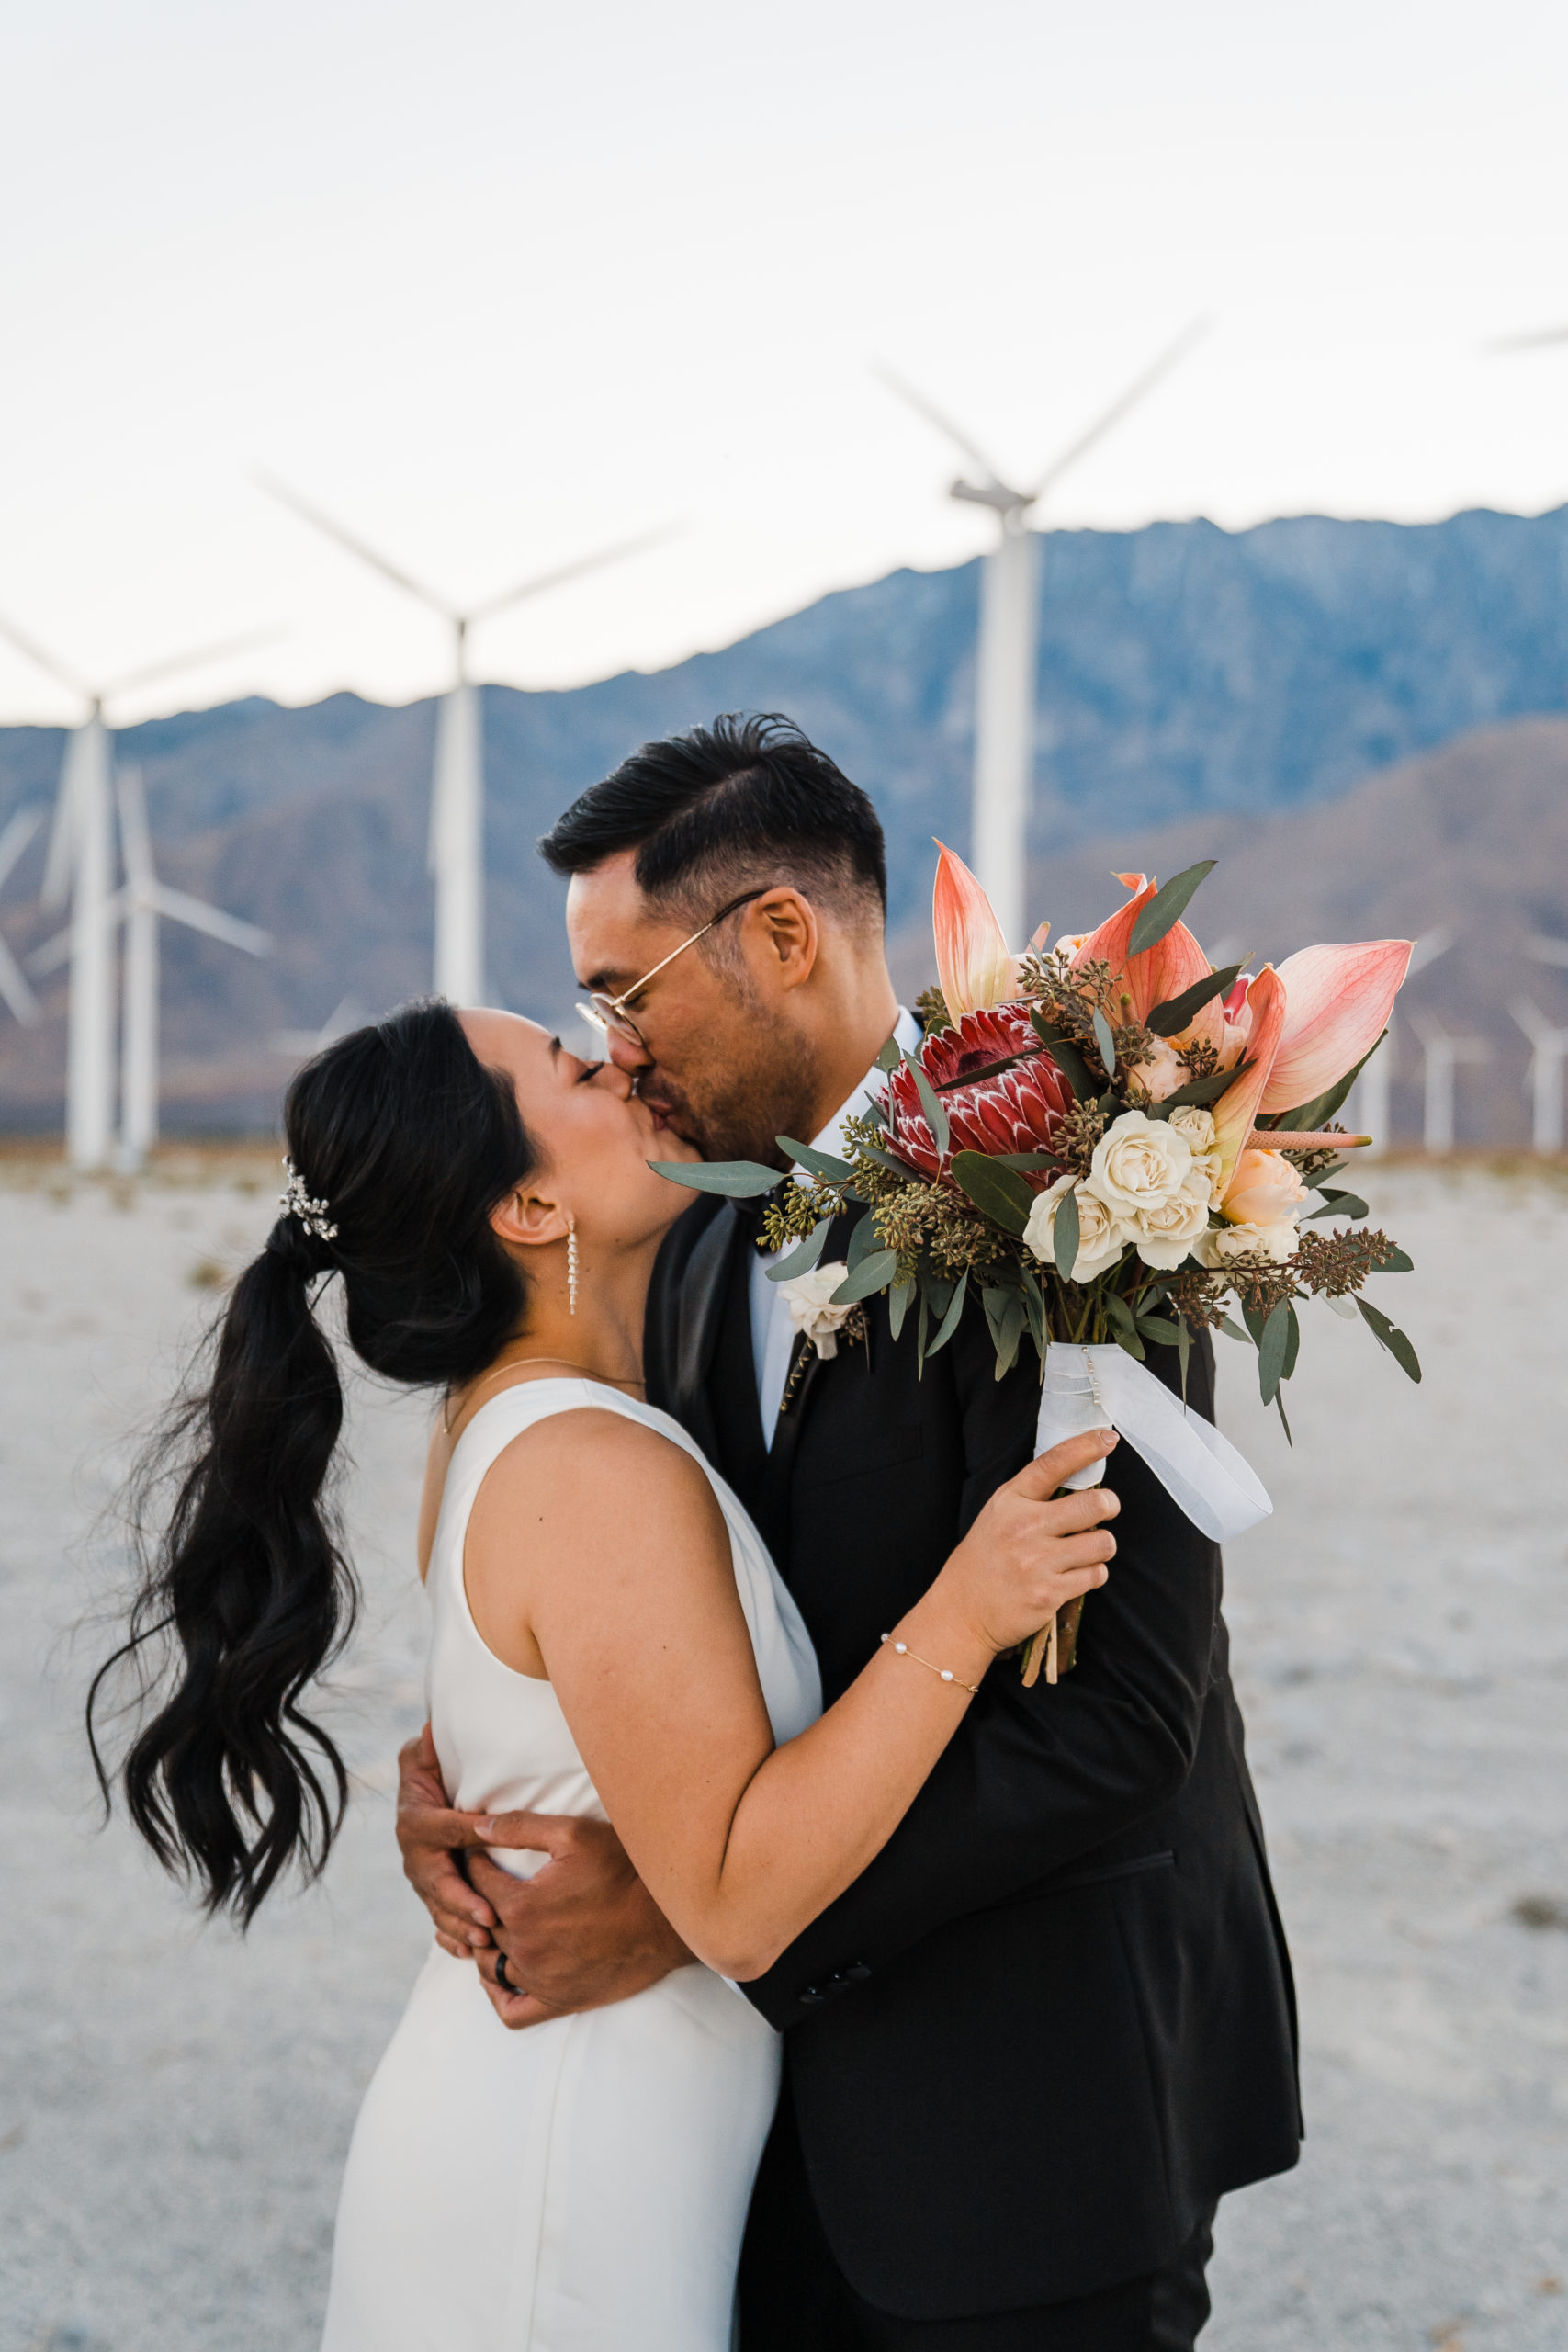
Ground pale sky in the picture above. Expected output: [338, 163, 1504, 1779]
[3, 0, 1568, 726]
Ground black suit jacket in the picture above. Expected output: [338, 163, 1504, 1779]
[645, 1194, 1301, 2321]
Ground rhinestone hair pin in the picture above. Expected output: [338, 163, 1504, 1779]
[279, 1158, 338, 1243]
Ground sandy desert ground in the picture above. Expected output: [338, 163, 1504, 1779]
[1, 1152, 1565, 2352]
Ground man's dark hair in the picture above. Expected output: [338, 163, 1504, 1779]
[538, 712, 886, 927]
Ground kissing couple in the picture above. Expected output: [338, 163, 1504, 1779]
[102, 715, 1301, 2349]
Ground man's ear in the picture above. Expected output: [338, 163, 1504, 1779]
[490, 1188, 570, 1254]
[749, 888, 818, 993]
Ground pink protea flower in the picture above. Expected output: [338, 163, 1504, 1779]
[882, 1004, 1071, 1182]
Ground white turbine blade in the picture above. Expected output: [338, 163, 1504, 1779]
[0, 930, 39, 1023]
[468, 525, 679, 624]
[871, 364, 1013, 492]
[116, 765, 155, 891]
[1510, 996, 1551, 1046]
[0, 807, 42, 893]
[1526, 933, 1568, 967]
[148, 882, 271, 955]
[0, 609, 90, 698]
[27, 923, 73, 976]
[41, 721, 100, 911]
[1406, 925, 1455, 976]
[1032, 317, 1213, 499]
[102, 628, 285, 703]
[1484, 323, 1568, 354]
[253, 469, 450, 613]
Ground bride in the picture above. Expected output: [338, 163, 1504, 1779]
[96, 1000, 1119, 2351]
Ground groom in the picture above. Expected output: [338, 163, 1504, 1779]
[398, 714, 1301, 2347]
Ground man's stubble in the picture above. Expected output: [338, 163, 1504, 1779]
[648, 1008, 825, 1167]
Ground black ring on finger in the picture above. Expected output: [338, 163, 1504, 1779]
[494, 1951, 525, 1996]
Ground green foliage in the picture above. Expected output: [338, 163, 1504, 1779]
[649, 1159, 778, 1196]
[765, 1220, 831, 1281]
[1145, 963, 1244, 1037]
[950, 1150, 1034, 1238]
[1128, 860, 1216, 956]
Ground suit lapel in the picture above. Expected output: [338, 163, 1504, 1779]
[671, 1199, 738, 1466]
[758, 1204, 867, 1557]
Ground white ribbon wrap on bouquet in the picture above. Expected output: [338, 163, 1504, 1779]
[1035, 1342, 1273, 1544]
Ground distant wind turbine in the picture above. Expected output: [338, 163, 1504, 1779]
[1510, 998, 1568, 1154]
[1410, 1008, 1489, 1154]
[255, 473, 671, 1007]
[876, 320, 1210, 946]
[0, 612, 273, 1169]
[0, 808, 44, 1024]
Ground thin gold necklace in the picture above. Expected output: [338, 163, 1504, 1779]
[445, 1351, 646, 1433]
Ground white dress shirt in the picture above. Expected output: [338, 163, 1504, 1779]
[749, 1008, 923, 1445]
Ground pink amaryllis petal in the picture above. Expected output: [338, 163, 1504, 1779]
[1071, 873, 1212, 1025]
[932, 841, 1014, 1018]
[1258, 941, 1413, 1117]
[1213, 965, 1287, 1193]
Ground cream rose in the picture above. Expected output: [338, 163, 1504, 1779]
[1087, 1108, 1194, 1217]
[1133, 1035, 1186, 1102]
[1166, 1103, 1224, 1203]
[1131, 1170, 1213, 1271]
[777, 1262, 856, 1357]
[1197, 1218, 1298, 1269]
[1023, 1176, 1131, 1281]
[1222, 1148, 1306, 1231]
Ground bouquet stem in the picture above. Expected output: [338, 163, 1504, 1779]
[1021, 1592, 1087, 1686]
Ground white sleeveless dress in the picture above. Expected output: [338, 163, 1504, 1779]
[321, 1380, 822, 2351]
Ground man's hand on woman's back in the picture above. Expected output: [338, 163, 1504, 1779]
[394, 1724, 691, 2031]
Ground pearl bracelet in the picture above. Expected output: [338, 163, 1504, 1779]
[879, 1632, 980, 1697]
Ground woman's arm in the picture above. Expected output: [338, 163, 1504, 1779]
[463, 1410, 1117, 1981]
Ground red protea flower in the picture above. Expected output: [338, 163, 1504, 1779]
[881, 1004, 1072, 1183]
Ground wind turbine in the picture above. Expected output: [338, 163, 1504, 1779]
[877, 320, 1210, 946]
[0, 611, 272, 1169]
[0, 808, 44, 1024]
[1410, 1008, 1489, 1154]
[115, 766, 271, 1166]
[1509, 998, 1568, 1153]
[1349, 927, 1453, 1154]
[255, 474, 670, 1007]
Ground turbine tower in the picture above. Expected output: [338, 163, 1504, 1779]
[0, 613, 270, 1169]
[1510, 998, 1568, 1154]
[1410, 1009, 1489, 1154]
[877, 321, 1209, 946]
[0, 808, 44, 1025]
[115, 766, 271, 1166]
[257, 475, 668, 1006]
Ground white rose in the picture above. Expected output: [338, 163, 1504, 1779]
[1197, 1219, 1298, 1269]
[1087, 1109, 1194, 1216]
[1023, 1176, 1132, 1281]
[777, 1262, 856, 1357]
[1131, 1170, 1212, 1270]
[1166, 1104, 1224, 1204]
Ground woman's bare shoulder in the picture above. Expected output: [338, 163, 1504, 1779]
[475, 1404, 723, 1542]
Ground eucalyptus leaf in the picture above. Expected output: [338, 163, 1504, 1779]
[1355, 1295, 1422, 1382]
[907, 1054, 951, 1157]
[951, 1149, 1034, 1238]
[874, 1035, 903, 1073]
[845, 1210, 883, 1274]
[1176, 1312, 1192, 1400]
[1091, 1005, 1118, 1080]
[1055, 1183, 1080, 1281]
[1020, 1268, 1046, 1359]
[778, 1136, 855, 1182]
[916, 1289, 930, 1377]
[830, 1249, 899, 1306]
[1274, 1388, 1293, 1444]
[926, 1270, 969, 1358]
[994, 1150, 1059, 1170]
[889, 1277, 915, 1341]
[1219, 1315, 1254, 1345]
[1376, 1246, 1415, 1272]
[1282, 1300, 1301, 1382]
[1127, 860, 1217, 958]
[765, 1219, 831, 1282]
[1258, 1301, 1291, 1404]
[649, 1159, 780, 1196]
[1326, 1293, 1359, 1319]
[1029, 1012, 1096, 1101]
[1160, 1058, 1250, 1110]
[1135, 1313, 1182, 1345]
[855, 1140, 925, 1181]
[1145, 963, 1244, 1038]
[1301, 1189, 1369, 1223]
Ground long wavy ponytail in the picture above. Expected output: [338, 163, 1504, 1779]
[89, 1000, 537, 1926]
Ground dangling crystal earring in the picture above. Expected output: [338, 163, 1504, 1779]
[567, 1215, 580, 1317]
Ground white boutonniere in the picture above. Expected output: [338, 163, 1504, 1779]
[777, 1262, 859, 1358]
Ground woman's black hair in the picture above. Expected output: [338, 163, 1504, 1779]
[88, 999, 536, 1927]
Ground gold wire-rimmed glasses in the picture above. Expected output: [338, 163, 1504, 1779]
[576, 887, 768, 1051]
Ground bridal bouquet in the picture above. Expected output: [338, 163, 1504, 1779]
[656, 847, 1417, 1681]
